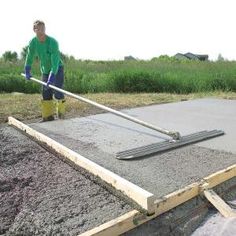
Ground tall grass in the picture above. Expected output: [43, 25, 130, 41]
[0, 59, 236, 94]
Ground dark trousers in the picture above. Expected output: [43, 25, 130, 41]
[42, 66, 65, 100]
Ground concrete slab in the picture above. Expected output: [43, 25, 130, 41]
[30, 98, 236, 199]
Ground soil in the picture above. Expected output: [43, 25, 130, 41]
[0, 125, 132, 235]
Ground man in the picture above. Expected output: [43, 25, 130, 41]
[24, 20, 65, 121]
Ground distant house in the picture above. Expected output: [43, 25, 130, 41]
[174, 52, 208, 61]
[124, 55, 137, 61]
[175, 53, 188, 60]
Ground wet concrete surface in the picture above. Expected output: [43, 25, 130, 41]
[30, 98, 236, 199]
[0, 126, 132, 235]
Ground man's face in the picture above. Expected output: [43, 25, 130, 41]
[34, 24, 46, 42]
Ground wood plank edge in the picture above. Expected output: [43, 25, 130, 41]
[154, 164, 236, 215]
[80, 165, 236, 235]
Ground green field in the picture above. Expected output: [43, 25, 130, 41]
[1, 58, 236, 94]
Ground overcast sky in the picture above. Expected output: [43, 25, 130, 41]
[1, 0, 235, 61]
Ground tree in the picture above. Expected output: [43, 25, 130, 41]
[60, 52, 70, 62]
[2, 51, 18, 62]
[21, 46, 28, 60]
[217, 53, 224, 61]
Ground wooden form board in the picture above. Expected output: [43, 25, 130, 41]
[79, 210, 140, 236]
[8, 117, 236, 235]
[203, 164, 236, 189]
[81, 164, 236, 236]
[8, 116, 155, 214]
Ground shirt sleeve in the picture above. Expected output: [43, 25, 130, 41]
[25, 39, 35, 67]
[50, 39, 60, 74]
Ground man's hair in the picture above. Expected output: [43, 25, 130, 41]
[33, 20, 45, 30]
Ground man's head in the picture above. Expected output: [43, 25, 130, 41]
[33, 20, 46, 42]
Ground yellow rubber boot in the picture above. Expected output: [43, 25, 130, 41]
[56, 99, 66, 119]
[41, 100, 55, 121]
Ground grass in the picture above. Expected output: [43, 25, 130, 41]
[1, 58, 236, 123]
[1, 60, 236, 94]
[1, 91, 236, 123]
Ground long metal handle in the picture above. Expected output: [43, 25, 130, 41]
[21, 74, 181, 140]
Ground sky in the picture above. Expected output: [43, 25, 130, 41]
[1, 0, 236, 61]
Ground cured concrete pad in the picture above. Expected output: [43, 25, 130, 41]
[30, 98, 236, 198]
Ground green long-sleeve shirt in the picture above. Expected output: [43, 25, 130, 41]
[25, 36, 63, 75]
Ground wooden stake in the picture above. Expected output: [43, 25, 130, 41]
[204, 189, 236, 218]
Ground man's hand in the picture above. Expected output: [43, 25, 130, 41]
[24, 65, 32, 80]
[46, 72, 55, 87]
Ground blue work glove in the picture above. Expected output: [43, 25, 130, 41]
[24, 65, 31, 80]
[46, 72, 55, 87]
